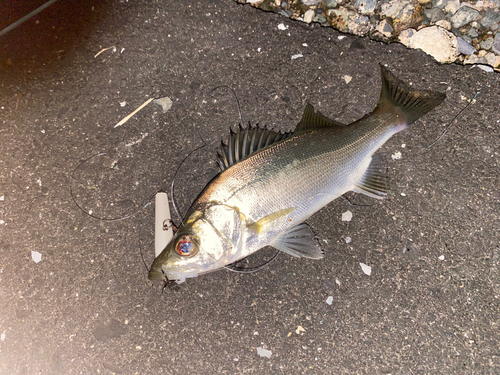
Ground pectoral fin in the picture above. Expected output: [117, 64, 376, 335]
[270, 223, 323, 259]
[247, 207, 296, 234]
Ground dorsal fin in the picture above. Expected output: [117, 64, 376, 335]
[293, 104, 346, 135]
[217, 125, 292, 171]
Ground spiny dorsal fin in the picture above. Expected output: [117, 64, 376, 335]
[293, 103, 346, 135]
[217, 125, 292, 171]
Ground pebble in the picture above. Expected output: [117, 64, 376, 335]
[249, 0, 500, 70]
[457, 37, 477, 55]
[450, 6, 480, 28]
[409, 26, 459, 63]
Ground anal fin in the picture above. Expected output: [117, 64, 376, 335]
[270, 223, 323, 259]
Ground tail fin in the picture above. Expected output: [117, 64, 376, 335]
[378, 65, 446, 125]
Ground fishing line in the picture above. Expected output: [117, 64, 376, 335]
[206, 85, 245, 126]
[426, 75, 499, 149]
[69, 152, 156, 221]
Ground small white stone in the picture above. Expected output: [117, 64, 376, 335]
[342, 210, 353, 221]
[342, 75, 352, 84]
[360, 262, 372, 275]
[335, 278, 341, 286]
[326, 296, 333, 305]
[31, 251, 42, 263]
[256, 347, 272, 358]
[438, 255, 445, 260]
[0, 195, 4, 201]
[120, 101, 127, 107]
[278, 23, 289, 31]
[338, 35, 346, 40]
[291, 54, 303, 60]
[303, 9, 315, 24]
[345, 237, 352, 244]
[392, 151, 402, 160]
[0, 331, 5, 341]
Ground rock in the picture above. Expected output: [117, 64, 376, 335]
[419, 0, 431, 4]
[424, 8, 446, 23]
[464, 54, 479, 64]
[303, 0, 322, 5]
[457, 37, 477, 55]
[348, 14, 372, 36]
[432, 0, 447, 9]
[493, 56, 500, 68]
[485, 52, 497, 65]
[480, 37, 493, 50]
[380, 0, 415, 23]
[304, 9, 315, 23]
[444, 0, 460, 14]
[325, 0, 338, 7]
[409, 26, 459, 63]
[398, 28, 416, 47]
[476, 64, 494, 72]
[450, 6, 480, 28]
[468, 27, 479, 37]
[480, 10, 500, 29]
[492, 33, 500, 54]
[376, 19, 394, 38]
[355, 0, 377, 15]
[435, 19, 451, 30]
[478, 49, 488, 57]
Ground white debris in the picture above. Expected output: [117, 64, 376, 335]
[0, 195, 4, 201]
[291, 54, 303, 60]
[438, 255, 445, 260]
[360, 262, 372, 275]
[0, 331, 5, 341]
[125, 132, 149, 147]
[322, 239, 328, 244]
[345, 237, 352, 244]
[120, 101, 127, 107]
[0, 220, 4, 225]
[326, 296, 333, 305]
[296, 325, 306, 334]
[342, 210, 352, 222]
[401, 192, 406, 197]
[391, 151, 402, 160]
[302, 43, 308, 47]
[153, 97, 173, 113]
[257, 347, 272, 358]
[342, 75, 352, 84]
[31, 251, 42, 263]
[278, 23, 289, 31]
[335, 278, 341, 286]
[338, 35, 346, 40]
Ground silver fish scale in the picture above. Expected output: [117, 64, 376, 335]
[192, 115, 397, 258]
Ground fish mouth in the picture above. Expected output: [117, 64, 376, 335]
[148, 268, 165, 281]
[148, 266, 199, 282]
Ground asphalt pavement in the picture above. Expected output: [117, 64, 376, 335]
[1, 0, 499, 374]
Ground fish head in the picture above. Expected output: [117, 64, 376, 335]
[148, 203, 244, 282]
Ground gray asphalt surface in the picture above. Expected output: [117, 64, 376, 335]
[1, 0, 499, 374]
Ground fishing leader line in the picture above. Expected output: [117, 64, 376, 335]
[426, 74, 499, 149]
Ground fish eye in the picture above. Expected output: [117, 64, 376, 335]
[175, 235, 198, 257]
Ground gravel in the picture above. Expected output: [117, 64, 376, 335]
[238, 0, 500, 70]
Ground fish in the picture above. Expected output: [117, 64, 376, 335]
[148, 66, 446, 282]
